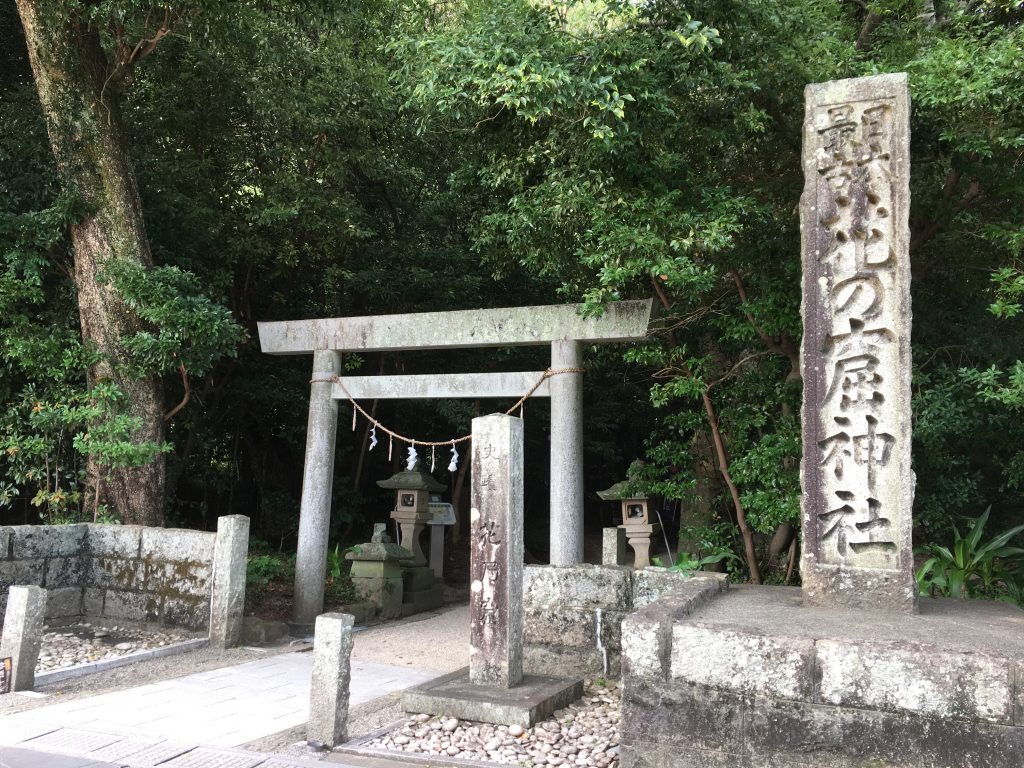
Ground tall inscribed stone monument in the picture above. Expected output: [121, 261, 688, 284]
[799, 73, 916, 612]
[469, 413, 524, 688]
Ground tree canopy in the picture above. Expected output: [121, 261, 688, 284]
[2, 0, 1023, 583]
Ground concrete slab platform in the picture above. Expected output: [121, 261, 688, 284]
[402, 666, 582, 727]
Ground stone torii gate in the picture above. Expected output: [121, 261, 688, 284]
[258, 300, 652, 628]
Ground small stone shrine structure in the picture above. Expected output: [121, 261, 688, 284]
[345, 526, 411, 620]
[402, 414, 582, 726]
[618, 73, 1024, 768]
[257, 301, 652, 630]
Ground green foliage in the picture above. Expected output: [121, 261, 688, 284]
[244, 550, 295, 611]
[915, 509, 1024, 604]
[653, 549, 740, 575]
[101, 260, 244, 378]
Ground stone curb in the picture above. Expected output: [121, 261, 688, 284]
[35, 637, 209, 685]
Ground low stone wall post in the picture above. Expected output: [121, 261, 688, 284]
[209, 515, 250, 648]
[0, 585, 47, 691]
[307, 612, 355, 747]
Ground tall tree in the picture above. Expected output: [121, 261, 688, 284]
[13, 1, 184, 524]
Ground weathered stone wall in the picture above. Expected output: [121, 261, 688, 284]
[522, 564, 725, 679]
[0, 524, 88, 622]
[620, 584, 1024, 768]
[1, 523, 217, 630]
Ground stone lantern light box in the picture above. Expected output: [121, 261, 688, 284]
[598, 469, 658, 568]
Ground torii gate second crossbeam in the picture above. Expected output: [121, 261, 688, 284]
[257, 300, 652, 629]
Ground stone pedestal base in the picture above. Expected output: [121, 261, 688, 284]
[620, 584, 1024, 768]
[403, 667, 583, 727]
[400, 564, 443, 616]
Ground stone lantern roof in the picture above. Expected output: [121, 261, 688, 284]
[597, 481, 647, 501]
[597, 461, 647, 501]
[377, 469, 446, 493]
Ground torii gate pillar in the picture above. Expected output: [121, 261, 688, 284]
[293, 350, 342, 630]
[550, 340, 583, 565]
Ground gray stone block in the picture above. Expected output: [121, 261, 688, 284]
[209, 515, 249, 648]
[11, 524, 87, 559]
[523, 606, 625, 650]
[44, 555, 86, 588]
[523, 643, 620, 680]
[622, 677, 746, 753]
[0, 584, 47, 690]
[103, 589, 159, 622]
[671, 624, 815, 701]
[0, 559, 45, 589]
[403, 667, 583, 727]
[633, 568, 723, 609]
[621, 745, 743, 768]
[308, 613, 355, 747]
[524, 564, 633, 611]
[621, 576, 728, 682]
[351, 575, 403, 618]
[82, 587, 104, 616]
[745, 694, 1024, 768]
[0, 527, 12, 559]
[139, 559, 211, 597]
[817, 638, 1015, 723]
[87, 556, 139, 589]
[86, 524, 142, 559]
[141, 526, 216, 564]
[400, 582, 444, 616]
[43, 586, 83, 619]
[1016, 661, 1023, 727]
[162, 595, 209, 629]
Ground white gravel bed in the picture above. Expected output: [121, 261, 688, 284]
[36, 622, 198, 672]
[365, 680, 620, 767]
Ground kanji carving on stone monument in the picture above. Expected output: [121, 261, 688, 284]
[800, 74, 916, 612]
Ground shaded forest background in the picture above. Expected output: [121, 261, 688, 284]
[2, 0, 1023, 583]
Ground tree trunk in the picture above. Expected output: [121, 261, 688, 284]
[16, 1, 165, 525]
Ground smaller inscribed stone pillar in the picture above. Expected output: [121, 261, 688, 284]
[550, 340, 584, 566]
[470, 413, 524, 688]
[799, 73, 916, 612]
[307, 612, 355, 747]
[293, 349, 342, 630]
[0, 585, 47, 691]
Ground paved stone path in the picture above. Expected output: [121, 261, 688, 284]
[0, 651, 437, 767]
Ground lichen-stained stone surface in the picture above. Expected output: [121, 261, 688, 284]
[817, 639, 1015, 723]
[524, 564, 633, 611]
[0, 521, 244, 633]
[523, 565, 726, 681]
[620, 585, 1024, 768]
[671, 625, 814, 701]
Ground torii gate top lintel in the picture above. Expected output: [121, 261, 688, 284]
[257, 299, 653, 355]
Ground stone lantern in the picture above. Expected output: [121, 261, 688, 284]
[378, 469, 445, 566]
[598, 472, 658, 568]
[377, 469, 446, 614]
